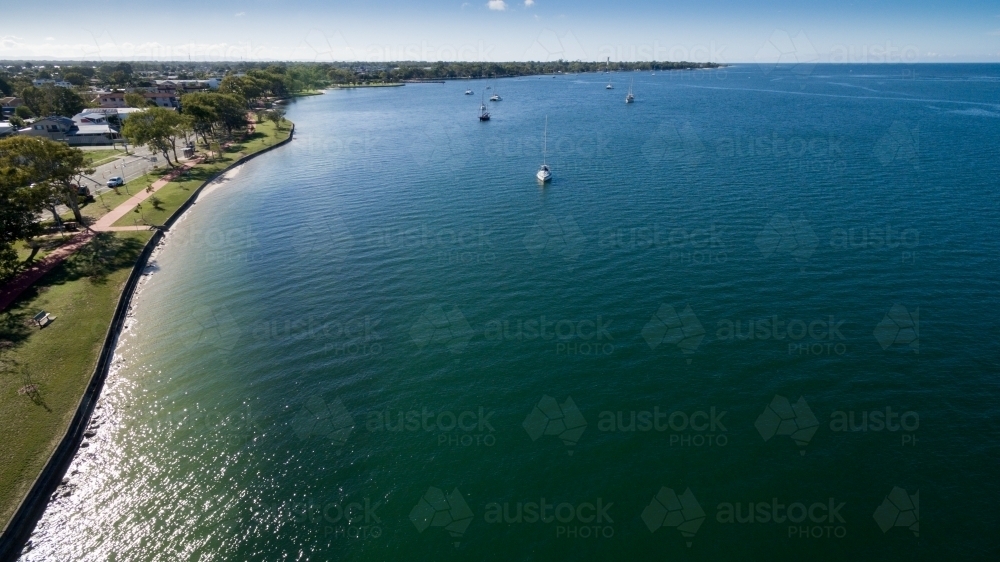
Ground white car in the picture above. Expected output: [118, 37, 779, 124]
[107, 176, 124, 187]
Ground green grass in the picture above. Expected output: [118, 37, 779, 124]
[81, 148, 126, 167]
[0, 231, 151, 528]
[112, 120, 291, 228]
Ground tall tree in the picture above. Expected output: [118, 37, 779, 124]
[0, 137, 92, 228]
[122, 107, 184, 166]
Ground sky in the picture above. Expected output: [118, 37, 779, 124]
[2, 0, 999, 62]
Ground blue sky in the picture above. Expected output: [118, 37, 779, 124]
[2, 1, 998, 62]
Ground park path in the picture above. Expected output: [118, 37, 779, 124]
[0, 232, 95, 312]
[1, 116, 257, 312]
[91, 156, 203, 231]
[0, 157, 201, 312]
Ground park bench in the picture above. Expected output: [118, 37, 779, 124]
[32, 311, 55, 328]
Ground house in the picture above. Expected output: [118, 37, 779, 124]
[154, 78, 221, 91]
[73, 108, 144, 122]
[1, 97, 22, 117]
[32, 79, 73, 88]
[95, 90, 178, 109]
[144, 92, 179, 108]
[0, 122, 15, 138]
[20, 115, 120, 146]
[95, 91, 128, 108]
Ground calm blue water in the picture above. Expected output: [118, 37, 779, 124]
[22, 64, 1000, 561]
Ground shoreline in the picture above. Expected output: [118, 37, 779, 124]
[0, 125, 296, 562]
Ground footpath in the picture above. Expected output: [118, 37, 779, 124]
[0, 156, 202, 312]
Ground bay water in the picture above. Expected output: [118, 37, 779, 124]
[21, 64, 1000, 561]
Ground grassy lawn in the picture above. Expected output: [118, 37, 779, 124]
[113, 120, 290, 228]
[0, 118, 293, 533]
[81, 148, 126, 167]
[0, 231, 152, 528]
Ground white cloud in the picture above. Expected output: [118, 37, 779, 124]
[524, 0, 535, 6]
[235, 12, 246, 17]
[487, 0, 507, 11]
[44, 37, 54, 41]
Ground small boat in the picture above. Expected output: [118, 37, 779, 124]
[626, 79, 634, 103]
[605, 57, 614, 89]
[536, 116, 551, 182]
[465, 89, 473, 95]
[479, 93, 490, 121]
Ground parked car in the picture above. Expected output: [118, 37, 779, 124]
[107, 176, 124, 187]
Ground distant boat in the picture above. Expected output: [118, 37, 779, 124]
[479, 93, 490, 121]
[605, 57, 613, 89]
[626, 79, 634, 103]
[465, 89, 473, 95]
[490, 79, 501, 101]
[536, 116, 552, 182]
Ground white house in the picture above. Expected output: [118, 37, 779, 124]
[32, 79, 73, 88]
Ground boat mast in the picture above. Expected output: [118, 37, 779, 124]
[543, 116, 548, 166]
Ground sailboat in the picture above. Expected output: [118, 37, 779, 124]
[536, 116, 551, 182]
[490, 77, 501, 101]
[605, 58, 613, 89]
[465, 88, 473, 95]
[479, 93, 490, 121]
[625, 78, 634, 103]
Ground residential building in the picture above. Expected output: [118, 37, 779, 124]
[20, 115, 120, 146]
[32, 79, 73, 88]
[95, 90, 179, 109]
[1, 96, 22, 116]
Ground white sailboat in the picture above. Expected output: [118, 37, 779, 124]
[536, 116, 551, 183]
[626, 78, 634, 103]
[605, 57, 613, 89]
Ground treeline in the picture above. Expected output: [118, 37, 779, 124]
[331, 60, 722, 83]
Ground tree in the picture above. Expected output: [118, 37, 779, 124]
[122, 107, 184, 166]
[0, 155, 48, 280]
[124, 92, 147, 108]
[266, 108, 285, 131]
[179, 92, 219, 146]
[19, 85, 85, 117]
[0, 137, 92, 229]
[63, 72, 86, 86]
[8, 116, 25, 129]
[14, 106, 33, 119]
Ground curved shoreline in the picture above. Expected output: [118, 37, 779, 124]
[0, 125, 295, 562]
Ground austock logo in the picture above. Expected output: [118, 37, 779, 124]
[523, 395, 588, 455]
[190, 306, 241, 351]
[874, 121, 919, 169]
[873, 304, 919, 353]
[641, 303, 705, 361]
[755, 395, 820, 455]
[754, 30, 819, 79]
[523, 215, 587, 263]
[641, 486, 706, 547]
[756, 213, 818, 268]
[410, 304, 474, 354]
[873, 487, 919, 537]
[410, 487, 474, 547]
[641, 121, 707, 167]
[291, 395, 355, 450]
